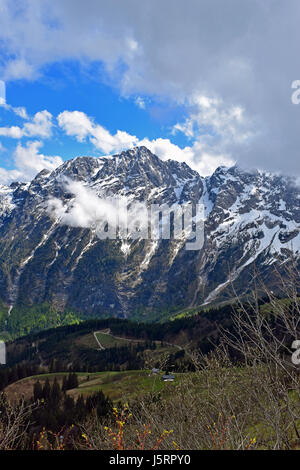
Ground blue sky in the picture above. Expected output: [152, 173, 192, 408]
[6, 61, 190, 146]
[0, 1, 300, 183]
[0, 63, 192, 181]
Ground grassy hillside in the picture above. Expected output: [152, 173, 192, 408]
[0, 302, 83, 341]
[3, 303, 235, 372]
[4, 370, 178, 403]
[1, 294, 300, 450]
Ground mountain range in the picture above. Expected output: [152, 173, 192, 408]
[0, 146, 299, 324]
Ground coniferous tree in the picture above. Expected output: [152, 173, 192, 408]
[62, 375, 68, 392]
[42, 378, 51, 400]
[50, 377, 61, 404]
[64, 395, 75, 412]
[75, 394, 85, 420]
[67, 372, 78, 390]
[33, 380, 43, 401]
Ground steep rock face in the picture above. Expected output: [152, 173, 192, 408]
[0, 146, 299, 319]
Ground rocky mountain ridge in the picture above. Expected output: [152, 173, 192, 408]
[0, 146, 299, 320]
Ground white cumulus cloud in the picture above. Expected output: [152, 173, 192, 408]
[58, 110, 139, 154]
[47, 178, 149, 240]
[0, 141, 63, 184]
[57, 110, 234, 176]
[0, 110, 53, 139]
[1, 0, 299, 174]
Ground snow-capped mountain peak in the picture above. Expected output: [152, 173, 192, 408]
[0, 146, 299, 318]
